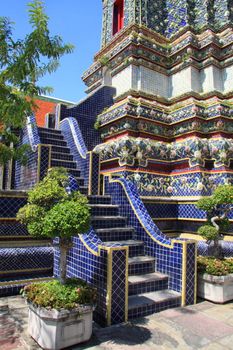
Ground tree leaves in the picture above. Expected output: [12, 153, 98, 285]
[0, 0, 74, 164]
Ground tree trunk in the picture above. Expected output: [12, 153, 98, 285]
[59, 238, 73, 285]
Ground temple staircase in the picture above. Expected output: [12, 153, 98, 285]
[0, 126, 181, 320]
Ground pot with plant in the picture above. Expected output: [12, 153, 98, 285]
[17, 168, 96, 350]
[196, 184, 233, 303]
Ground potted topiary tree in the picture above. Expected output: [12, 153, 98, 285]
[17, 167, 96, 350]
[196, 184, 233, 303]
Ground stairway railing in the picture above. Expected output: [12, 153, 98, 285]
[106, 175, 197, 307]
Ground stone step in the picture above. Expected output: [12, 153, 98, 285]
[65, 169, 81, 178]
[128, 256, 156, 276]
[128, 290, 181, 319]
[128, 272, 168, 296]
[104, 240, 144, 257]
[0, 246, 53, 279]
[95, 227, 135, 241]
[88, 195, 112, 205]
[0, 275, 53, 297]
[38, 127, 61, 135]
[40, 138, 67, 147]
[51, 145, 71, 154]
[51, 159, 77, 169]
[89, 204, 119, 216]
[38, 132, 64, 140]
[51, 152, 74, 161]
[0, 240, 51, 248]
[0, 220, 28, 238]
[91, 216, 127, 229]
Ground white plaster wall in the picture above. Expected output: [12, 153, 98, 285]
[223, 66, 233, 93]
[170, 67, 192, 97]
[112, 65, 132, 96]
[111, 63, 233, 98]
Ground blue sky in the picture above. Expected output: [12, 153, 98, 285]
[1, 0, 102, 102]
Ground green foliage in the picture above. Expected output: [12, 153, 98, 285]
[21, 279, 97, 310]
[197, 225, 218, 241]
[42, 196, 90, 239]
[196, 185, 233, 258]
[17, 167, 90, 239]
[197, 256, 233, 276]
[196, 197, 215, 212]
[212, 185, 233, 205]
[0, 0, 74, 165]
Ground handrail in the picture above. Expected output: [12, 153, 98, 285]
[109, 176, 188, 249]
[26, 114, 41, 152]
[60, 117, 87, 159]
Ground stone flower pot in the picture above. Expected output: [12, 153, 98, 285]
[28, 302, 94, 350]
[197, 273, 233, 303]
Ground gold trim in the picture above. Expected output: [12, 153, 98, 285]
[106, 248, 113, 326]
[88, 151, 93, 196]
[0, 277, 53, 287]
[98, 156, 101, 195]
[0, 267, 52, 275]
[181, 242, 187, 307]
[125, 247, 129, 323]
[0, 194, 27, 198]
[153, 218, 207, 222]
[37, 144, 41, 183]
[194, 243, 198, 304]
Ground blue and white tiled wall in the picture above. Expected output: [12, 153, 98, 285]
[105, 176, 196, 305]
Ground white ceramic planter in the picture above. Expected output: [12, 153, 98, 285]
[198, 273, 233, 303]
[28, 303, 94, 350]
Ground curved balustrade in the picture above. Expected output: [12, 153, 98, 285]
[107, 176, 197, 306]
[60, 117, 87, 159]
[26, 114, 41, 151]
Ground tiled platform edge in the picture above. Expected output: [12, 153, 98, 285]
[105, 176, 197, 306]
[0, 191, 53, 297]
[54, 228, 128, 326]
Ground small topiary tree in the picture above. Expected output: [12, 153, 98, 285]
[17, 167, 90, 284]
[196, 184, 233, 258]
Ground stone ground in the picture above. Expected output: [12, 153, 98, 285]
[1, 296, 233, 349]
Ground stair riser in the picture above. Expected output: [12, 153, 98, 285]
[39, 128, 61, 135]
[91, 219, 127, 229]
[128, 244, 144, 258]
[97, 231, 134, 242]
[63, 169, 81, 177]
[0, 247, 53, 275]
[51, 160, 77, 169]
[39, 133, 64, 141]
[128, 297, 181, 320]
[90, 207, 119, 216]
[129, 278, 168, 296]
[51, 146, 71, 154]
[0, 222, 28, 237]
[129, 262, 155, 276]
[40, 138, 67, 147]
[51, 153, 74, 161]
[88, 196, 112, 205]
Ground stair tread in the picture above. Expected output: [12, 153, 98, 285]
[91, 216, 127, 220]
[104, 240, 144, 246]
[0, 275, 53, 286]
[128, 290, 181, 309]
[95, 226, 135, 233]
[0, 240, 51, 248]
[88, 204, 119, 208]
[128, 256, 155, 264]
[128, 272, 168, 284]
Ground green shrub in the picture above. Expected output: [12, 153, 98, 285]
[197, 256, 233, 276]
[197, 225, 218, 241]
[21, 279, 97, 310]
